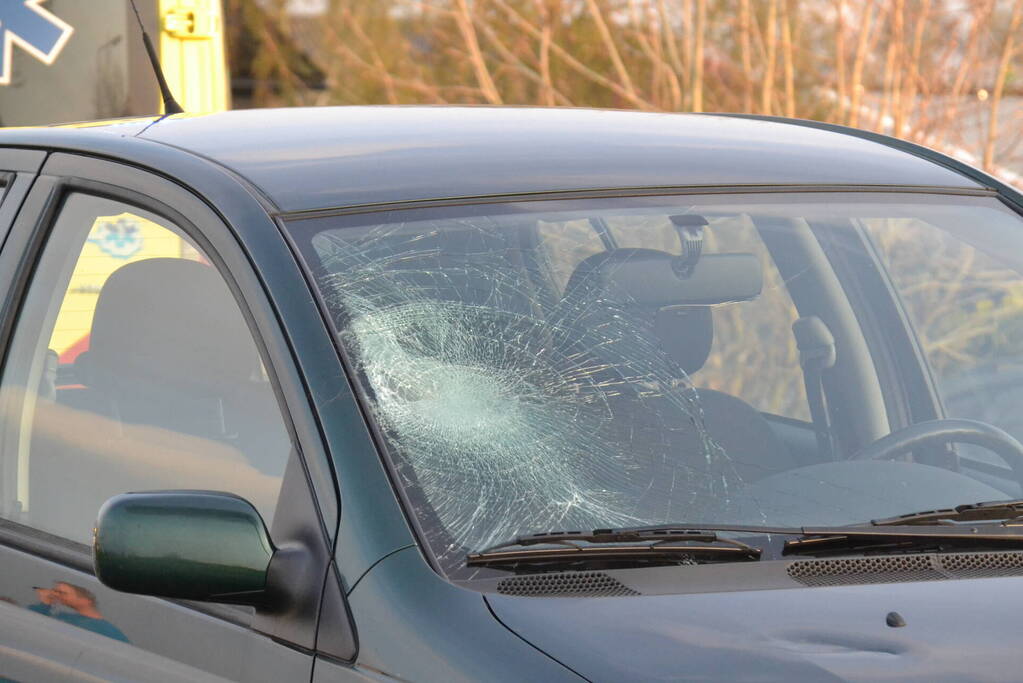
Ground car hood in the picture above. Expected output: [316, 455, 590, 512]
[486, 574, 1022, 682]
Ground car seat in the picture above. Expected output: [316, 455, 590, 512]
[562, 248, 801, 486]
[28, 258, 288, 541]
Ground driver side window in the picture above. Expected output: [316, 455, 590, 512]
[0, 193, 291, 545]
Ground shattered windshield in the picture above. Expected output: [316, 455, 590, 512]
[286, 193, 1023, 575]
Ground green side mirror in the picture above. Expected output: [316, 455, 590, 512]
[94, 491, 275, 605]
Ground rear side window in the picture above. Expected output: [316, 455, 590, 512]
[0, 193, 291, 545]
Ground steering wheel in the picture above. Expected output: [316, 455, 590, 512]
[851, 418, 1023, 489]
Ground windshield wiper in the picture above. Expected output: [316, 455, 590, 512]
[471, 516, 1023, 567]
[467, 525, 775, 568]
[870, 499, 1023, 526]
[780, 498, 1023, 556]
[785, 523, 1023, 557]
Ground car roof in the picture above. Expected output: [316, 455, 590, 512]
[9, 106, 983, 214]
[131, 106, 977, 211]
[132, 107, 980, 213]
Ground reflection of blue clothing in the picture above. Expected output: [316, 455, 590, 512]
[27, 603, 129, 643]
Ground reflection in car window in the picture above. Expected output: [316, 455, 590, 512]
[27, 581, 129, 642]
[0, 194, 291, 545]
[289, 194, 1023, 575]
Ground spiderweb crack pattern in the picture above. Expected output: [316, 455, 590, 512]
[313, 218, 744, 567]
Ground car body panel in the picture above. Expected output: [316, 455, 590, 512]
[134, 107, 981, 212]
[338, 546, 581, 682]
[1, 601, 232, 682]
[487, 575, 1023, 682]
[717, 113, 1023, 210]
[0, 544, 310, 682]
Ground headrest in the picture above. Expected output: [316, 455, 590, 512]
[88, 258, 259, 397]
[564, 248, 760, 375]
[652, 307, 713, 376]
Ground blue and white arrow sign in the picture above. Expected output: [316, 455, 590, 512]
[0, 0, 74, 86]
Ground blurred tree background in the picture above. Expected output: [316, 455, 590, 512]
[223, 0, 1022, 184]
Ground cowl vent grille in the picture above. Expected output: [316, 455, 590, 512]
[788, 551, 1023, 587]
[497, 571, 639, 597]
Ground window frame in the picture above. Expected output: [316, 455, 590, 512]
[1, 191, 292, 545]
[0, 148, 47, 261]
[283, 194, 848, 576]
[284, 189, 1008, 577]
[0, 153, 336, 637]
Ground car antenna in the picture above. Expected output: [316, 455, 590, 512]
[128, 0, 184, 115]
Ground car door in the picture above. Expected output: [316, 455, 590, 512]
[0, 152, 333, 682]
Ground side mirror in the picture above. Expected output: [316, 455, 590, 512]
[93, 491, 274, 605]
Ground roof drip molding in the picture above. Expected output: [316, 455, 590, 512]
[710, 113, 1022, 207]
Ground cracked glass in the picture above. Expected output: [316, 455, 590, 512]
[287, 193, 1023, 576]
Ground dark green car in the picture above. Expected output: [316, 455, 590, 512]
[3, 107, 1023, 681]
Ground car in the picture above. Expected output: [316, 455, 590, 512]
[1, 106, 1023, 682]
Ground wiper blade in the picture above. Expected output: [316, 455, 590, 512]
[785, 523, 1023, 557]
[467, 525, 771, 568]
[466, 543, 759, 568]
[479, 523, 803, 552]
[871, 499, 1023, 526]
[471, 516, 1023, 565]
